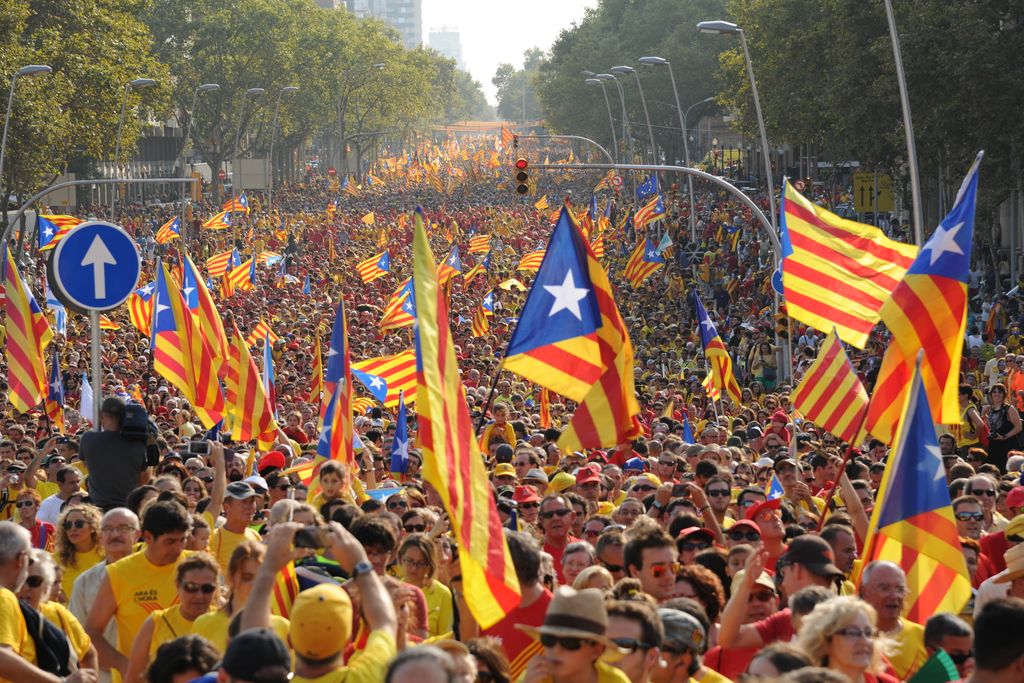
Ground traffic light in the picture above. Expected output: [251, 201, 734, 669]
[514, 158, 530, 195]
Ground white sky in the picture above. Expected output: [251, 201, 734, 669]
[422, 0, 599, 107]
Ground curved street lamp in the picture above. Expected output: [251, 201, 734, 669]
[112, 77, 158, 219]
[0, 64, 51, 217]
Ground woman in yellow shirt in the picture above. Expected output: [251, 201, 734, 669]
[55, 504, 104, 602]
[397, 533, 453, 638]
[124, 553, 220, 683]
[19, 549, 96, 671]
[193, 540, 290, 654]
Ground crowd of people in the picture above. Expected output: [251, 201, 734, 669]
[1, 137, 1023, 683]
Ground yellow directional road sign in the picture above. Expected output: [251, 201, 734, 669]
[853, 172, 894, 213]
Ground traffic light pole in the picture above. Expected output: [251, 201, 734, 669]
[533, 161, 791, 385]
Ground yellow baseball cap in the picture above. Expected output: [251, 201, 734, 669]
[548, 472, 576, 494]
[288, 583, 353, 660]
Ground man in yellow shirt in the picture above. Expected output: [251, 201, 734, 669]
[240, 522, 398, 683]
[858, 560, 928, 680]
[0, 521, 97, 683]
[209, 481, 262, 571]
[84, 501, 191, 679]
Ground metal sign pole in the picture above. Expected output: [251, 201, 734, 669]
[90, 309, 102, 429]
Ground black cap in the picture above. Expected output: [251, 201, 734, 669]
[778, 535, 844, 578]
[221, 628, 291, 683]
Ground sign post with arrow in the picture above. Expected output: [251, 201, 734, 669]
[48, 221, 141, 428]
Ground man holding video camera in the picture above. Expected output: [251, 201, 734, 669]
[80, 397, 153, 512]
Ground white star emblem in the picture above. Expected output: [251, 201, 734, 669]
[182, 286, 195, 299]
[403, 301, 414, 312]
[140, 284, 154, 296]
[543, 270, 589, 320]
[393, 436, 408, 459]
[925, 444, 945, 481]
[701, 318, 716, 333]
[50, 378, 62, 393]
[326, 347, 339, 357]
[646, 249, 658, 259]
[368, 376, 384, 390]
[926, 222, 964, 266]
[156, 302, 170, 318]
[43, 227, 54, 238]
[449, 253, 459, 266]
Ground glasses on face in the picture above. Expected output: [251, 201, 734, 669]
[749, 590, 775, 603]
[756, 511, 778, 523]
[680, 541, 710, 553]
[273, 484, 291, 491]
[63, 519, 88, 530]
[520, 502, 540, 510]
[387, 500, 408, 510]
[650, 562, 681, 579]
[583, 527, 603, 539]
[401, 556, 429, 569]
[200, 477, 215, 485]
[632, 485, 656, 494]
[182, 582, 217, 595]
[24, 575, 45, 588]
[610, 637, 654, 653]
[706, 489, 730, 498]
[539, 508, 571, 520]
[955, 511, 984, 522]
[834, 626, 876, 640]
[539, 634, 594, 651]
[948, 650, 973, 665]
[101, 525, 136, 535]
[15, 501, 34, 509]
[404, 523, 426, 533]
[970, 489, 996, 497]
[728, 531, 761, 543]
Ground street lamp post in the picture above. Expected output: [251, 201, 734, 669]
[179, 83, 220, 237]
[231, 87, 266, 204]
[0, 65, 51, 220]
[268, 86, 298, 211]
[640, 56, 703, 240]
[882, 0, 923, 245]
[596, 73, 632, 164]
[697, 20, 776, 230]
[611, 65, 657, 165]
[112, 77, 157, 221]
[584, 77, 618, 163]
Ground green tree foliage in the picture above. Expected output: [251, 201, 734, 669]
[718, 0, 1024, 217]
[533, 0, 726, 163]
[0, 0, 169, 208]
[493, 47, 545, 122]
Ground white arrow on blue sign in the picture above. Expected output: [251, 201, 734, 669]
[50, 221, 141, 313]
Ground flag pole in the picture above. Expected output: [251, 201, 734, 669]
[814, 406, 871, 533]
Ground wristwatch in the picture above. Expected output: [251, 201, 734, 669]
[352, 560, 374, 578]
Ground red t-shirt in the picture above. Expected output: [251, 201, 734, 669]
[753, 607, 795, 644]
[544, 535, 580, 584]
[703, 645, 758, 680]
[981, 531, 1009, 573]
[483, 589, 552, 679]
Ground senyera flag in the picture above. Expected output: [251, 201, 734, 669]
[411, 207, 520, 629]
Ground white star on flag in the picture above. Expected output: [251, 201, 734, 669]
[543, 270, 589, 320]
[924, 444, 946, 482]
[926, 222, 964, 265]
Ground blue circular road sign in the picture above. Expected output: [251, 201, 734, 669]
[50, 221, 141, 313]
[771, 267, 784, 295]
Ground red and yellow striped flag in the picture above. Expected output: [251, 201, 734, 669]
[3, 246, 51, 413]
[864, 339, 913, 445]
[468, 234, 491, 254]
[245, 319, 280, 347]
[516, 250, 545, 273]
[352, 349, 416, 407]
[37, 215, 82, 252]
[205, 249, 237, 278]
[98, 315, 120, 330]
[790, 330, 869, 444]
[412, 207, 520, 629]
[360, 211, 376, 226]
[534, 195, 549, 211]
[307, 336, 323, 405]
[270, 561, 300, 618]
[202, 210, 232, 230]
[780, 181, 918, 348]
[225, 323, 279, 446]
[539, 388, 551, 429]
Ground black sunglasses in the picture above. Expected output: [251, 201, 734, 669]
[63, 519, 88, 530]
[727, 531, 761, 542]
[24, 575, 45, 588]
[610, 637, 654, 653]
[539, 508, 571, 520]
[540, 634, 594, 650]
[182, 582, 217, 594]
[404, 523, 426, 533]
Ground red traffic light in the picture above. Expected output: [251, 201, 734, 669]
[515, 158, 528, 170]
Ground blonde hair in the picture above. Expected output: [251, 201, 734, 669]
[572, 565, 613, 591]
[55, 504, 103, 568]
[796, 596, 892, 675]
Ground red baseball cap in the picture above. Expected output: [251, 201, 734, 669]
[258, 451, 286, 474]
[575, 466, 601, 486]
[513, 485, 541, 504]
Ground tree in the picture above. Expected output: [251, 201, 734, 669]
[493, 47, 545, 122]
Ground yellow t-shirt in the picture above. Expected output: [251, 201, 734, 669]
[421, 579, 453, 638]
[514, 660, 629, 683]
[34, 480, 59, 500]
[695, 668, 734, 683]
[41, 601, 92, 661]
[106, 549, 187, 655]
[886, 619, 928, 681]
[60, 546, 104, 601]
[193, 609, 291, 655]
[148, 605, 202, 657]
[0, 587, 34, 682]
[292, 630, 397, 683]
[209, 525, 261, 574]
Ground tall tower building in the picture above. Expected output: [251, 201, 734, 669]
[428, 28, 463, 69]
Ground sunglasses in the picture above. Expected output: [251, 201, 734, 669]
[632, 485, 656, 493]
[539, 508, 572, 520]
[24, 575, 45, 588]
[680, 541, 710, 553]
[387, 501, 408, 510]
[970, 489, 996, 497]
[727, 531, 761, 542]
[200, 477, 215, 485]
[182, 582, 217, 595]
[601, 561, 623, 573]
[15, 501, 34, 509]
[273, 484, 291, 491]
[706, 489, 730, 498]
[749, 590, 775, 602]
[540, 634, 594, 650]
[520, 502, 540, 510]
[610, 637, 654, 653]
[63, 519, 89, 530]
[948, 651, 973, 665]
[404, 524, 426, 533]
[834, 626, 876, 640]
[650, 562, 681, 579]
[955, 511, 984, 522]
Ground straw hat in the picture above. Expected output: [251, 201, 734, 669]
[995, 543, 1024, 583]
[515, 586, 626, 652]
